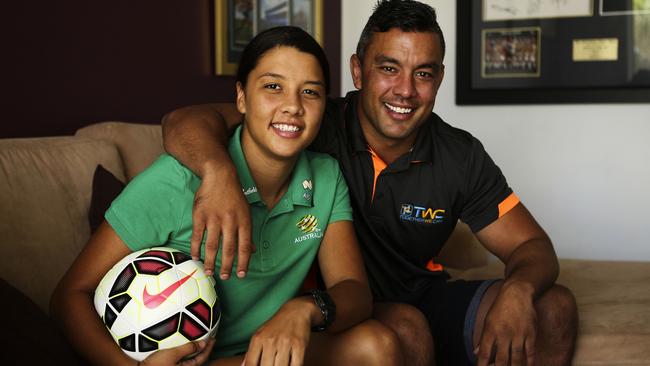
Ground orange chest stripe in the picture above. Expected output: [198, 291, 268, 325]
[426, 258, 443, 272]
[369, 148, 387, 201]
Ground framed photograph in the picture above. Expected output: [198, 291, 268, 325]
[457, 0, 650, 104]
[482, 27, 541, 78]
[215, 0, 323, 75]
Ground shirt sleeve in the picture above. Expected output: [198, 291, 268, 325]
[105, 155, 188, 251]
[460, 138, 516, 233]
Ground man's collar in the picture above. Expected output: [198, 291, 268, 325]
[343, 90, 435, 167]
[343, 91, 370, 153]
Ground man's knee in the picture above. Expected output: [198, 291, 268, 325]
[536, 284, 579, 339]
[348, 320, 403, 365]
[373, 303, 434, 366]
[374, 303, 431, 343]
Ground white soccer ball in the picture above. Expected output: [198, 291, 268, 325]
[94, 247, 220, 361]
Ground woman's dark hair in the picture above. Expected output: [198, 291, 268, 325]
[356, 0, 445, 63]
[236, 26, 330, 94]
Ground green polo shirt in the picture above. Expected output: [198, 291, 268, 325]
[106, 125, 353, 357]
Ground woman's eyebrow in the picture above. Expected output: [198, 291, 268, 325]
[258, 72, 324, 87]
[257, 72, 284, 80]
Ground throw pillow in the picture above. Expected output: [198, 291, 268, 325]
[88, 165, 125, 233]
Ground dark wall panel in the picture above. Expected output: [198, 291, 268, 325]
[1, 1, 340, 138]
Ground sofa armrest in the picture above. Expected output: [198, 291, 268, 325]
[0, 136, 124, 312]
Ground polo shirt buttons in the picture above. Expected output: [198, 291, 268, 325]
[262, 240, 270, 249]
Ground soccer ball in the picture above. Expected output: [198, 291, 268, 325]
[94, 247, 220, 361]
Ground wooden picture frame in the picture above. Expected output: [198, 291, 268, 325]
[215, 0, 323, 75]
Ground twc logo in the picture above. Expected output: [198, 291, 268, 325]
[400, 204, 445, 224]
[294, 214, 323, 243]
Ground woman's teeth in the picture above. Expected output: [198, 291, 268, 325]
[273, 123, 300, 132]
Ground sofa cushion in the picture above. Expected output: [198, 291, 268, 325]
[0, 277, 87, 365]
[75, 121, 163, 180]
[88, 165, 125, 233]
[0, 136, 125, 312]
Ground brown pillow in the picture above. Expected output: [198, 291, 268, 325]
[88, 165, 126, 233]
[0, 278, 87, 365]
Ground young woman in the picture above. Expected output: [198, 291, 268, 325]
[50, 27, 403, 366]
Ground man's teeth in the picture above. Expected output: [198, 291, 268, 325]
[273, 123, 300, 132]
[385, 103, 412, 114]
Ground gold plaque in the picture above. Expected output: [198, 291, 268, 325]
[572, 38, 619, 61]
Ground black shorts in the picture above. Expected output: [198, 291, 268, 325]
[408, 279, 499, 365]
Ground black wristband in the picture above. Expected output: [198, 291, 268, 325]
[307, 289, 336, 332]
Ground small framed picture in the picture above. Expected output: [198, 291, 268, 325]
[482, 27, 541, 78]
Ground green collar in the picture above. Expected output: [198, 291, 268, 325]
[228, 125, 314, 213]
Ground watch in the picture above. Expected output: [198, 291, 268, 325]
[307, 289, 336, 332]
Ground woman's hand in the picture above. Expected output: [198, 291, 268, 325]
[141, 338, 215, 366]
[243, 298, 317, 366]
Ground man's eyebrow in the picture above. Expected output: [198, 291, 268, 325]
[374, 54, 442, 72]
[374, 54, 400, 65]
[305, 80, 325, 87]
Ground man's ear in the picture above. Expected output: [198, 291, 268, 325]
[236, 82, 246, 114]
[435, 64, 445, 91]
[350, 54, 363, 90]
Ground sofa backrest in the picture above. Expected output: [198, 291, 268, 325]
[0, 136, 125, 312]
[75, 121, 163, 180]
[0, 120, 489, 312]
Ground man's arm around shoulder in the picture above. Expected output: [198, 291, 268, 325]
[161, 103, 252, 280]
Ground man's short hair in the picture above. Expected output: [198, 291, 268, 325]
[356, 0, 445, 63]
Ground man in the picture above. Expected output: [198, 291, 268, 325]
[162, 1, 578, 365]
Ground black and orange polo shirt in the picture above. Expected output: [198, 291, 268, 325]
[310, 92, 518, 302]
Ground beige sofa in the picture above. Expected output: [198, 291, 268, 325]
[1, 122, 649, 365]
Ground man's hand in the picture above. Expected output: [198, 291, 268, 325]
[141, 338, 215, 366]
[476, 281, 537, 366]
[191, 163, 255, 279]
[243, 299, 316, 366]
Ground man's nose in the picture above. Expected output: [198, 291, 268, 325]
[393, 73, 416, 99]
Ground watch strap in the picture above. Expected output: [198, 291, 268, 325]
[307, 289, 336, 332]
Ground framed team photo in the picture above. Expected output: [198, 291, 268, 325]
[482, 27, 541, 78]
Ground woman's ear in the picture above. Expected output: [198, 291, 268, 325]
[236, 82, 246, 114]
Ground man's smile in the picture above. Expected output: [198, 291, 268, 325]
[384, 102, 413, 114]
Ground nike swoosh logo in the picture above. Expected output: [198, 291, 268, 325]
[142, 269, 197, 309]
